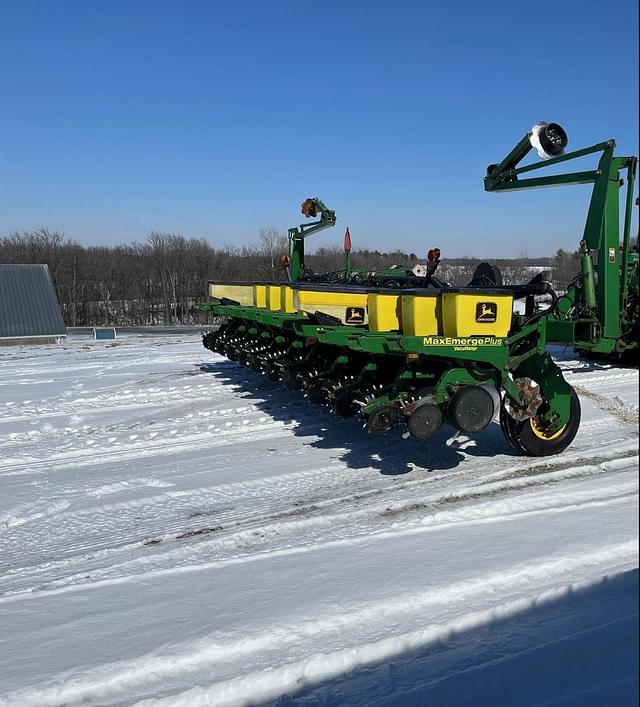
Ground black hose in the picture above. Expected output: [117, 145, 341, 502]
[521, 288, 559, 328]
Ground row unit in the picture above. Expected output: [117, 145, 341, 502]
[207, 281, 514, 338]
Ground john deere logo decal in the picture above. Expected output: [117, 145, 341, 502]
[476, 302, 497, 323]
[345, 307, 365, 323]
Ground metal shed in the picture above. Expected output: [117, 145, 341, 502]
[0, 264, 67, 345]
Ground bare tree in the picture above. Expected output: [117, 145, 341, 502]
[252, 227, 287, 281]
[0, 228, 562, 326]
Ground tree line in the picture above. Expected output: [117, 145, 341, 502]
[0, 228, 580, 327]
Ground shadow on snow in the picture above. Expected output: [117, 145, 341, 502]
[268, 569, 639, 707]
[198, 359, 519, 476]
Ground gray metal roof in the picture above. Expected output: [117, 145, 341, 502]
[0, 264, 67, 339]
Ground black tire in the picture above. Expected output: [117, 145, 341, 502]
[499, 402, 523, 452]
[500, 387, 581, 456]
[366, 405, 400, 436]
[447, 386, 495, 433]
[407, 404, 443, 439]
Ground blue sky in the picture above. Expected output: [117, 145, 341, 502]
[1, 0, 637, 257]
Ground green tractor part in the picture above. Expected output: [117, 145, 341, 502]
[287, 197, 444, 289]
[199, 122, 638, 457]
[485, 121, 638, 359]
[286, 197, 336, 283]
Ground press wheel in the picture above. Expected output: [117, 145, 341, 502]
[366, 405, 400, 436]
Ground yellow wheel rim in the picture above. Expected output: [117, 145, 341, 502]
[530, 416, 566, 441]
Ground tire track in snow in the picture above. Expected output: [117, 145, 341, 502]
[1, 429, 635, 547]
[572, 384, 639, 425]
[0, 382, 245, 424]
[564, 368, 637, 382]
[0, 342, 637, 704]
[0, 419, 297, 477]
[2, 456, 636, 600]
[2, 437, 636, 590]
[137, 444, 639, 552]
[2, 540, 636, 707]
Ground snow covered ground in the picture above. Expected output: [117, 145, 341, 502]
[0, 332, 637, 706]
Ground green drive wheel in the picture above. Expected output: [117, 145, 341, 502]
[500, 386, 581, 457]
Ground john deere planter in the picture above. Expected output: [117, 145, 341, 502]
[200, 123, 638, 457]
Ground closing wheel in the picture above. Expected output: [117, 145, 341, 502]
[407, 404, 443, 439]
[282, 366, 302, 390]
[333, 390, 359, 418]
[224, 343, 238, 362]
[247, 352, 262, 372]
[264, 362, 281, 381]
[307, 383, 328, 405]
[500, 387, 581, 456]
[366, 405, 400, 436]
[202, 331, 218, 352]
[447, 386, 495, 433]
